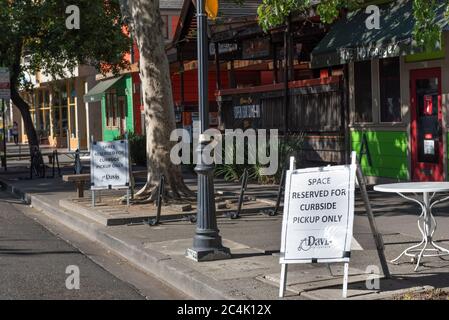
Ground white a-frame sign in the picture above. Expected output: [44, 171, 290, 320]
[279, 152, 357, 298]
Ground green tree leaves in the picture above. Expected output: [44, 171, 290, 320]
[257, 0, 361, 32]
[0, 0, 130, 88]
[256, 0, 448, 52]
[413, 0, 441, 51]
[257, 0, 311, 32]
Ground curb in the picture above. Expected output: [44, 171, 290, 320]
[59, 199, 155, 226]
[0, 179, 31, 203]
[0, 178, 247, 300]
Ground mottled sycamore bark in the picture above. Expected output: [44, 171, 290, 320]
[121, 0, 193, 202]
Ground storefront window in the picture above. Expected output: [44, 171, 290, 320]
[51, 83, 68, 138]
[62, 106, 68, 137]
[118, 96, 127, 134]
[354, 61, 373, 123]
[35, 90, 50, 138]
[68, 80, 77, 138]
[41, 90, 51, 138]
[53, 106, 60, 137]
[140, 83, 144, 106]
[106, 90, 118, 128]
[141, 112, 145, 135]
[380, 58, 401, 122]
[106, 94, 110, 127]
[113, 93, 118, 127]
[162, 15, 169, 40]
[43, 107, 50, 137]
[32, 92, 38, 128]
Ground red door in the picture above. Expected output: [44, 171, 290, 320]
[411, 68, 444, 181]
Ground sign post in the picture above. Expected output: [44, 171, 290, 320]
[355, 160, 391, 279]
[90, 139, 130, 207]
[279, 152, 357, 298]
[0, 67, 11, 172]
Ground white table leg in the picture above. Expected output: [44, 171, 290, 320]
[391, 192, 426, 266]
[429, 194, 449, 257]
[393, 192, 449, 271]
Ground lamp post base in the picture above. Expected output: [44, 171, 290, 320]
[186, 247, 231, 262]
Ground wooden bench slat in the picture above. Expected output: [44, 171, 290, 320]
[63, 174, 90, 182]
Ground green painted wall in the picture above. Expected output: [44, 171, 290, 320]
[101, 95, 117, 141]
[351, 130, 409, 180]
[125, 75, 134, 133]
[405, 49, 445, 63]
[101, 75, 134, 142]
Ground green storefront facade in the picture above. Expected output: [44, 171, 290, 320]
[351, 131, 409, 180]
[85, 74, 135, 142]
[351, 130, 449, 182]
[101, 75, 134, 141]
[312, 0, 449, 183]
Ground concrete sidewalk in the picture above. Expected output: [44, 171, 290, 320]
[2, 168, 449, 300]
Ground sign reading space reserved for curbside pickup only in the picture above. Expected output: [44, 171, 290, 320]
[280, 164, 356, 263]
[90, 140, 130, 190]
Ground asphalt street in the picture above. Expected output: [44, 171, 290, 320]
[0, 190, 184, 300]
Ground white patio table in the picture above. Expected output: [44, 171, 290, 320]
[374, 182, 449, 271]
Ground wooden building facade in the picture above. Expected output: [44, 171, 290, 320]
[169, 0, 347, 166]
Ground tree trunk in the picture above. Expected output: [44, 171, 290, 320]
[127, 0, 193, 202]
[9, 42, 40, 152]
[10, 85, 40, 150]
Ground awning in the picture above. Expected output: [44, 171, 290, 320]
[84, 76, 123, 103]
[311, 0, 449, 69]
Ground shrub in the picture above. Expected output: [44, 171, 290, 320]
[252, 132, 305, 184]
[215, 132, 305, 184]
[115, 132, 147, 166]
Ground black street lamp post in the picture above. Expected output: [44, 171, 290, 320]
[186, 0, 231, 262]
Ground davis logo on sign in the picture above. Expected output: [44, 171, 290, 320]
[298, 236, 333, 252]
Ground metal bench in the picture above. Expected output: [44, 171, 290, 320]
[62, 170, 147, 198]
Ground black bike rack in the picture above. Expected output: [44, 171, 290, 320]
[30, 147, 45, 180]
[127, 175, 197, 226]
[147, 174, 197, 225]
[224, 168, 249, 220]
[147, 175, 165, 226]
[261, 168, 286, 217]
[50, 150, 61, 178]
[147, 213, 197, 225]
[74, 149, 82, 174]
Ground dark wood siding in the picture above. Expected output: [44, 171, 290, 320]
[261, 97, 284, 129]
[221, 81, 342, 132]
[289, 89, 341, 131]
[219, 78, 345, 165]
